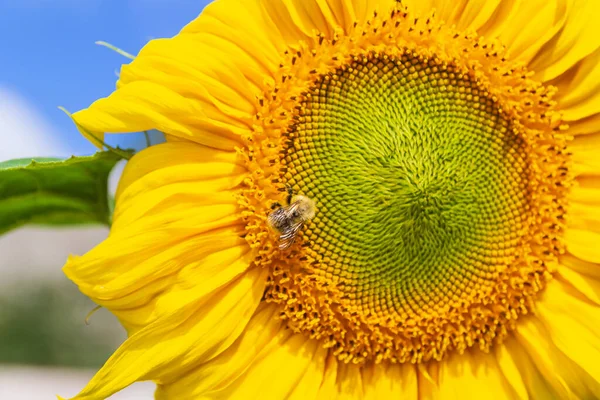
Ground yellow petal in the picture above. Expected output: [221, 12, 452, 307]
[568, 202, 600, 235]
[529, 0, 600, 81]
[259, 0, 329, 41]
[62, 140, 251, 331]
[404, 0, 503, 32]
[577, 175, 600, 189]
[570, 133, 600, 177]
[155, 304, 285, 398]
[115, 186, 242, 232]
[557, 263, 600, 305]
[477, 0, 520, 38]
[437, 350, 519, 399]
[73, 82, 242, 150]
[401, 0, 479, 25]
[434, 1, 467, 25]
[568, 184, 600, 207]
[564, 228, 600, 264]
[258, 0, 385, 46]
[559, 252, 600, 280]
[184, 0, 284, 68]
[494, 344, 529, 400]
[362, 363, 418, 399]
[113, 142, 245, 229]
[207, 326, 327, 399]
[417, 363, 440, 400]
[116, 142, 240, 194]
[514, 318, 574, 399]
[535, 280, 600, 398]
[333, 363, 364, 399]
[502, 337, 560, 399]
[399, 0, 436, 20]
[456, 0, 503, 31]
[315, 354, 339, 399]
[64, 202, 246, 330]
[66, 267, 267, 400]
[316, 0, 358, 33]
[553, 47, 600, 122]
[348, 0, 387, 26]
[73, 0, 290, 148]
[119, 39, 259, 117]
[280, 0, 339, 38]
[286, 346, 329, 400]
[494, 0, 572, 65]
[58, 106, 105, 149]
[313, 357, 367, 400]
[567, 113, 600, 136]
[117, 60, 254, 140]
[66, 230, 250, 332]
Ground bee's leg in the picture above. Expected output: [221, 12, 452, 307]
[271, 202, 282, 210]
[285, 185, 294, 205]
[277, 184, 295, 205]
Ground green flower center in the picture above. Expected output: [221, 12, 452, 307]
[284, 53, 529, 319]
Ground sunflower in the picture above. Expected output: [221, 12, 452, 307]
[63, 0, 600, 398]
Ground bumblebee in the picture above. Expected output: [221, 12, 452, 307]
[268, 188, 316, 250]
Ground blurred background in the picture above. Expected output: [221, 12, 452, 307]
[0, 0, 210, 398]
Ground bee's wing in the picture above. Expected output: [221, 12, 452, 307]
[278, 221, 304, 250]
[267, 207, 288, 229]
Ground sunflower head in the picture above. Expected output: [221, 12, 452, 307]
[63, 0, 600, 398]
[239, 4, 570, 364]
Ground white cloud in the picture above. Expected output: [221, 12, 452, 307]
[0, 86, 71, 161]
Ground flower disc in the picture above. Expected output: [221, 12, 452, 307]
[285, 51, 528, 320]
[240, 7, 570, 365]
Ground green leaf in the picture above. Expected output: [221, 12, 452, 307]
[0, 158, 63, 169]
[0, 152, 127, 235]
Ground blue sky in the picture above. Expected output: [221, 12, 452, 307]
[0, 0, 211, 159]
